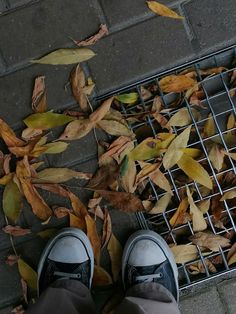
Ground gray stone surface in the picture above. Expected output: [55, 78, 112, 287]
[7, 0, 38, 10]
[180, 286, 225, 314]
[89, 15, 194, 95]
[0, 0, 7, 13]
[218, 279, 236, 314]
[0, 0, 101, 69]
[182, 0, 236, 53]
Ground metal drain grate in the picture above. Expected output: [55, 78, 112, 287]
[96, 45, 236, 290]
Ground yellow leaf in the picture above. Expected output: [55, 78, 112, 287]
[148, 193, 172, 214]
[150, 169, 173, 194]
[93, 265, 113, 286]
[97, 120, 134, 137]
[186, 186, 207, 232]
[209, 144, 225, 171]
[18, 258, 37, 290]
[160, 75, 196, 93]
[121, 158, 137, 193]
[168, 108, 200, 127]
[169, 197, 189, 226]
[181, 148, 202, 158]
[24, 112, 75, 130]
[107, 234, 122, 282]
[202, 113, 215, 138]
[43, 142, 69, 154]
[59, 119, 94, 140]
[220, 188, 236, 201]
[35, 168, 91, 183]
[32, 48, 96, 64]
[177, 153, 212, 189]
[85, 214, 101, 265]
[69, 213, 86, 232]
[163, 126, 191, 169]
[198, 199, 210, 214]
[0, 173, 14, 185]
[147, 1, 184, 19]
[171, 244, 198, 264]
[3, 180, 22, 223]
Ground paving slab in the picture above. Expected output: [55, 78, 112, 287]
[180, 286, 225, 314]
[0, 0, 101, 70]
[218, 279, 236, 314]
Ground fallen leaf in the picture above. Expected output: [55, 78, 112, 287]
[18, 258, 37, 290]
[59, 119, 94, 140]
[148, 193, 172, 214]
[200, 67, 227, 76]
[189, 231, 230, 252]
[120, 157, 137, 193]
[227, 243, 236, 266]
[227, 112, 235, 129]
[150, 169, 173, 194]
[69, 213, 86, 231]
[169, 197, 190, 226]
[188, 259, 217, 275]
[101, 208, 112, 249]
[85, 214, 101, 265]
[74, 24, 108, 46]
[3, 180, 22, 223]
[93, 265, 112, 286]
[6, 255, 19, 266]
[96, 190, 144, 212]
[0, 173, 14, 185]
[168, 108, 200, 127]
[115, 92, 138, 104]
[70, 64, 88, 112]
[34, 183, 69, 198]
[147, 1, 184, 19]
[54, 207, 72, 218]
[198, 199, 211, 214]
[42, 141, 69, 154]
[11, 305, 25, 314]
[35, 168, 91, 183]
[97, 119, 134, 137]
[177, 153, 213, 189]
[211, 194, 224, 222]
[32, 76, 47, 113]
[141, 86, 152, 100]
[163, 126, 191, 169]
[209, 144, 225, 172]
[186, 186, 207, 232]
[21, 128, 43, 141]
[32, 48, 96, 64]
[68, 192, 88, 218]
[220, 188, 236, 201]
[21, 278, 28, 304]
[223, 151, 236, 161]
[87, 162, 119, 190]
[107, 234, 122, 282]
[0, 119, 25, 147]
[90, 97, 114, 123]
[88, 197, 102, 209]
[181, 148, 202, 158]
[160, 75, 196, 93]
[202, 113, 215, 138]
[3, 225, 30, 236]
[171, 244, 198, 264]
[24, 112, 75, 130]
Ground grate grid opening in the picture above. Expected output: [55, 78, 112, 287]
[96, 45, 236, 289]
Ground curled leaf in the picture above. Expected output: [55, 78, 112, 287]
[85, 214, 101, 265]
[74, 24, 108, 47]
[147, 1, 184, 19]
[90, 97, 114, 123]
[70, 64, 88, 112]
[0, 119, 25, 147]
[32, 76, 47, 113]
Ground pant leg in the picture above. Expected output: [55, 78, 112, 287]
[115, 283, 180, 314]
[26, 279, 96, 314]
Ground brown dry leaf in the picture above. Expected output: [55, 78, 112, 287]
[189, 231, 230, 252]
[101, 208, 112, 249]
[186, 186, 207, 232]
[220, 188, 236, 201]
[54, 207, 72, 218]
[150, 169, 173, 195]
[88, 197, 102, 209]
[152, 112, 170, 130]
[160, 75, 196, 93]
[3, 225, 31, 236]
[188, 259, 217, 275]
[70, 64, 88, 112]
[34, 183, 69, 198]
[69, 213, 86, 231]
[177, 153, 212, 189]
[32, 76, 47, 113]
[96, 190, 144, 212]
[163, 126, 191, 169]
[90, 97, 114, 123]
[148, 193, 172, 214]
[168, 108, 200, 127]
[107, 233, 122, 282]
[68, 192, 88, 218]
[85, 214, 101, 265]
[209, 144, 225, 172]
[198, 199, 211, 214]
[227, 243, 236, 266]
[223, 151, 236, 161]
[147, 1, 184, 19]
[21, 128, 43, 141]
[227, 112, 235, 129]
[200, 67, 227, 76]
[0, 119, 25, 147]
[9, 138, 47, 158]
[6, 255, 19, 266]
[202, 113, 215, 138]
[97, 119, 134, 137]
[171, 244, 198, 264]
[74, 24, 108, 47]
[93, 265, 112, 286]
[87, 162, 119, 190]
[211, 194, 224, 222]
[59, 118, 94, 141]
[169, 197, 190, 227]
[35, 168, 92, 183]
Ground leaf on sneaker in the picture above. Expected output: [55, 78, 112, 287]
[147, 1, 184, 19]
[220, 188, 236, 201]
[163, 126, 191, 169]
[177, 153, 213, 189]
[32, 76, 47, 113]
[93, 265, 113, 286]
[35, 168, 92, 183]
[74, 24, 109, 47]
[95, 190, 145, 212]
[18, 258, 37, 290]
[24, 112, 75, 130]
[186, 186, 207, 232]
[159, 75, 196, 93]
[3, 180, 22, 223]
[31, 48, 96, 64]
[0, 119, 25, 147]
[189, 232, 230, 252]
[85, 214, 101, 265]
[170, 244, 198, 264]
[209, 144, 225, 172]
[3, 225, 31, 236]
[115, 92, 138, 104]
[107, 234, 122, 282]
[227, 243, 236, 266]
[169, 197, 190, 227]
[70, 64, 88, 112]
[148, 193, 172, 214]
[168, 108, 200, 127]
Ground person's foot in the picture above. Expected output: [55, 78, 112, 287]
[122, 230, 179, 301]
[37, 228, 94, 295]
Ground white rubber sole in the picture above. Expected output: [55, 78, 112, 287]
[37, 228, 94, 295]
[122, 230, 179, 301]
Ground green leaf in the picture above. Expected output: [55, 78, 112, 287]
[18, 258, 37, 290]
[3, 181, 22, 223]
[32, 48, 96, 65]
[120, 155, 129, 177]
[24, 112, 75, 130]
[115, 93, 138, 104]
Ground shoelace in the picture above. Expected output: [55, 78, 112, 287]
[54, 271, 82, 280]
[135, 273, 163, 283]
